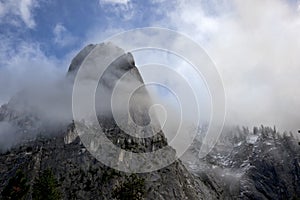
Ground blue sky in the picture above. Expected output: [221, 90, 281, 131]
[0, 0, 176, 60]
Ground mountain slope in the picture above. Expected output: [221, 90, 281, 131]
[184, 126, 300, 199]
[0, 43, 219, 200]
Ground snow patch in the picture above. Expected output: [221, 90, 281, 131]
[246, 135, 258, 144]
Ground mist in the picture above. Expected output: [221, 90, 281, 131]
[0, 122, 19, 151]
[1, 0, 300, 153]
[159, 0, 300, 132]
[0, 42, 75, 151]
[0, 42, 171, 151]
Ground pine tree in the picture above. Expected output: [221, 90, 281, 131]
[32, 169, 61, 200]
[1, 169, 30, 200]
[112, 174, 145, 200]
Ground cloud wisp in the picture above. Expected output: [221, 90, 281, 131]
[98, 0, 134, 20]
[0, 40, 74, 151]
[0, 0, 38, 28]
[99, 0, 130, 5]
[53, 23, 77, 47]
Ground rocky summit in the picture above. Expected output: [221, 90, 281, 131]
[0, 43, 299, 200]
[0, 43, 216, 200]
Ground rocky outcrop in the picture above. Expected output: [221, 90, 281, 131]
[0, 43, 219, 199]
[184, 126, 300, 199]
[0, 131, 205, 199]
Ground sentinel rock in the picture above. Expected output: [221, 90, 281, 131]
[0, 43, 214, 199]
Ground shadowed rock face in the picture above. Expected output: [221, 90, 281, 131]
[67, 43, 167, 154]
[0, 43, 216, 199]
[67, 43, 151, 127]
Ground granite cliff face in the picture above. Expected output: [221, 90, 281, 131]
[0, 43, 218, 199]
[0, 126, 205, 199]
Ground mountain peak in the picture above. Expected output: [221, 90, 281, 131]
[67, 43, 135, 80]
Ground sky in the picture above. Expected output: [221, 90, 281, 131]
[0, 0, 300, 132]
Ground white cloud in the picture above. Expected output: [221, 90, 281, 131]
[161, 0, 300, 132]
[0, 2, 4, 16]
[0, 0, 38, 29]
[99, 0, 130, 5]
[19, 0, 37, 28]
[53, 23, 77, 47]
[53, 0, 300, 132]
[151, 0, 167, 3]
[0, 40, 67, 104]
[98, 0, 134, 20]
[0, 38, 75, 149]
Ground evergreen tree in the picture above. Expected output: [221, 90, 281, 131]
[1, 169, 30, 200]
[32, 169, 61, 200]
[112, 174, 145, 200]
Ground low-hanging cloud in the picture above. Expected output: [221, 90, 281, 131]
[160, 0, 300, 132]
[85, 0, 300, 132]
[0, 41, 74, 151]
[1, 0, 300, 152]
[0, 42, 67, 104]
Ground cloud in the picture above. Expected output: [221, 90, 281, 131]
[19, 0, 37, 28]
[0, 122, 19, 151]
[98, 0, 134, 20]
[0, 38, 74, 151]
[53, 23, 77, 47]
[0, 0, 38, 29]
[40, 0, 300, 133]
[0, 38, 67, 104]
[99, 0, 130, 5]
[151, 0, 167, 3]
[159, 0, 300, 132]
